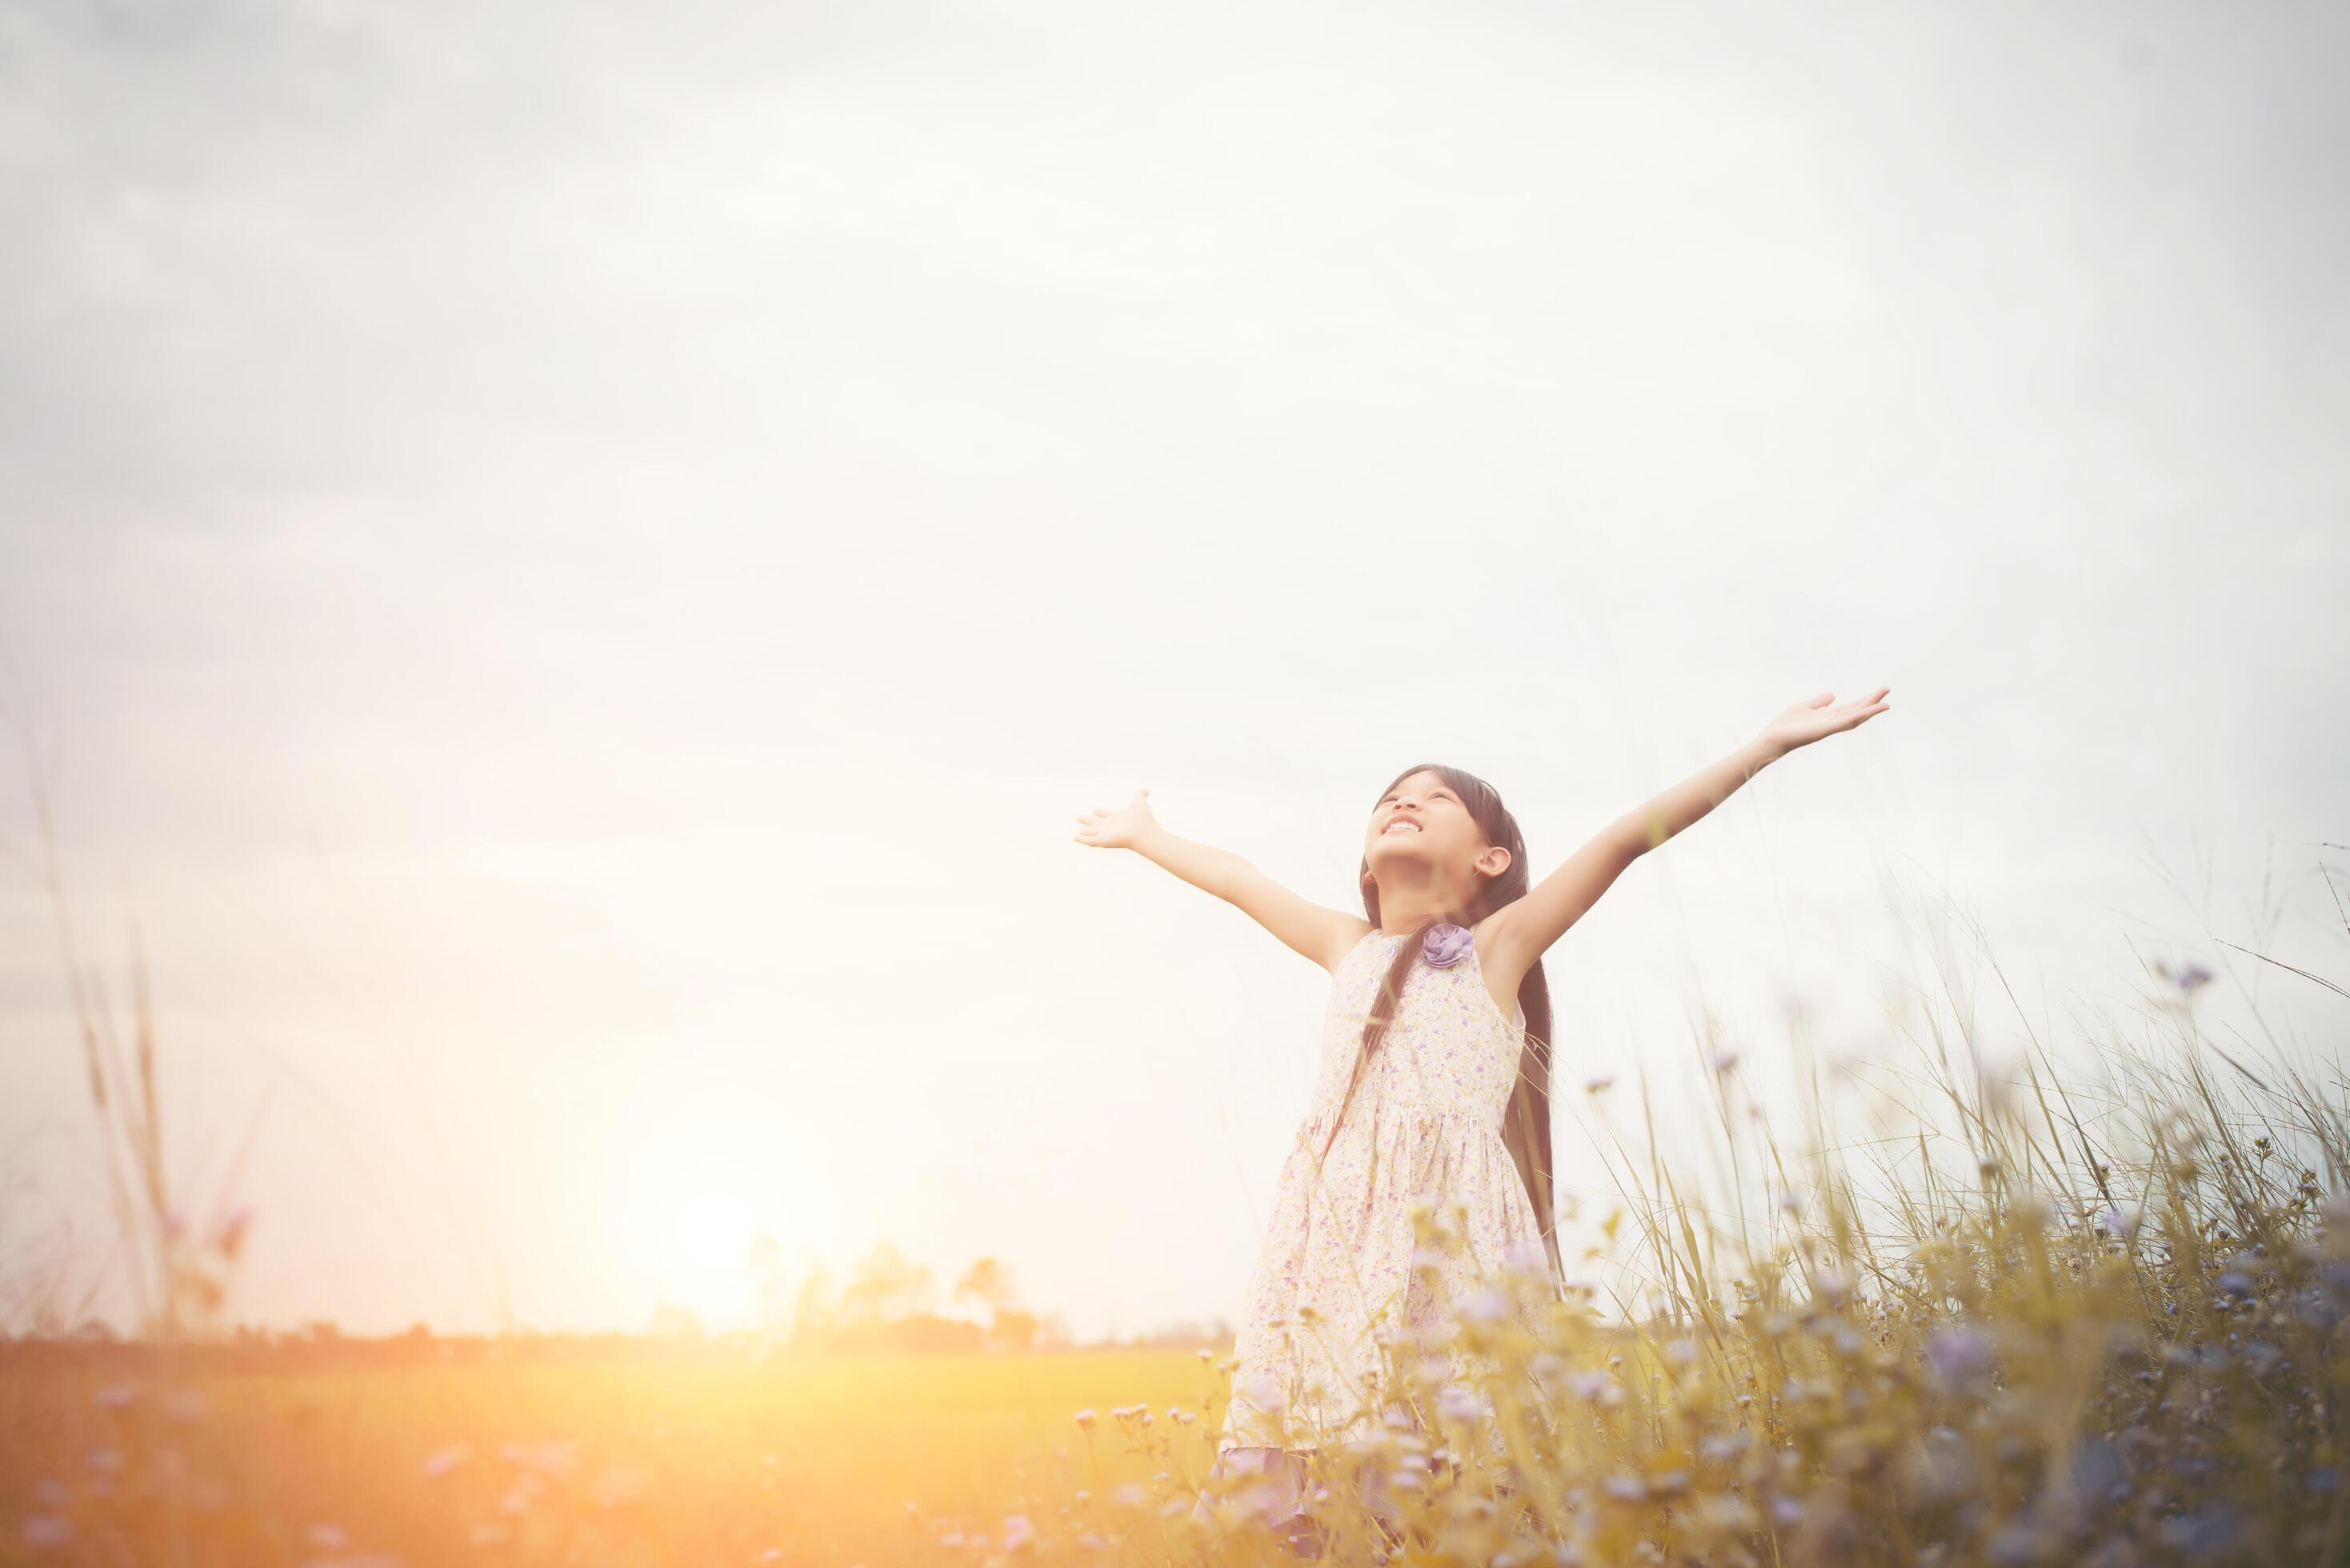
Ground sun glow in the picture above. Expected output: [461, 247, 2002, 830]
[647, 1168, 760, 1330]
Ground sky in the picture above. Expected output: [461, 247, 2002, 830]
[1, 0, 2344, 1340]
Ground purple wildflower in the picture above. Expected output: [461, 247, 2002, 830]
[1925, 1322, 1992, 1388]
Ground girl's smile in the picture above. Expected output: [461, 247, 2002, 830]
[1362, 774, 1515, 941]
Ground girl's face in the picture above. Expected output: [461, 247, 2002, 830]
[1364, 769, 1498, 890]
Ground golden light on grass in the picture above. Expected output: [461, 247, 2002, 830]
[6, 730, 2346, 1564]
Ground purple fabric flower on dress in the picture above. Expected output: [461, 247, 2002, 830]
[1421, 922, 1473, 967]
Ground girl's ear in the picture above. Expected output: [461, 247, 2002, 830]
[1475, 845, 1512, 880]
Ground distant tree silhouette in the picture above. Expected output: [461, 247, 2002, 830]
[955, 1258, 1044, 1350]
[766, 1242, 1098, 1354]
[986, 1307, 1041, 1352]
[790, 1262, 840, 1345]
[839, 1242, 934, 1325]
[954, 1256, 1016, 1318]
[746, 1230, 793, 1330]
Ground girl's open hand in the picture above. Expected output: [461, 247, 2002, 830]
[1758, 687, 1892, 758]
[1074, 788, 1158, 850]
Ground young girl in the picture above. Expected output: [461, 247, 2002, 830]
[1073, 688, 1891, 1550]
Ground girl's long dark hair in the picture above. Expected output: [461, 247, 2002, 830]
[1317, 763, 1563, 1286]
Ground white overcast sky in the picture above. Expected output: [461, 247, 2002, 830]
[1, 0, 2344, 1339]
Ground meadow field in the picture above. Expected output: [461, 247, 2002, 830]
[6, 783, 2346, 1565]
[0, 1343, 1219, 1566]
[9, 932, 2349, 1566]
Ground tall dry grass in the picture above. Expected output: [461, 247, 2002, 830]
[1046, 857, 2350, 1566]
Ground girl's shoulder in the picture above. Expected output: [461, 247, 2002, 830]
[1333, 913, 1503, 970]
[1327, 910, 1519, 979]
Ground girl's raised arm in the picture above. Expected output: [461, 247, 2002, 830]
[1075, 788, 1370, 972]
[1486, 689, 1892, 984]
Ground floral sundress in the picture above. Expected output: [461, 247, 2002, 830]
[1212, 926, 1558, 1467]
